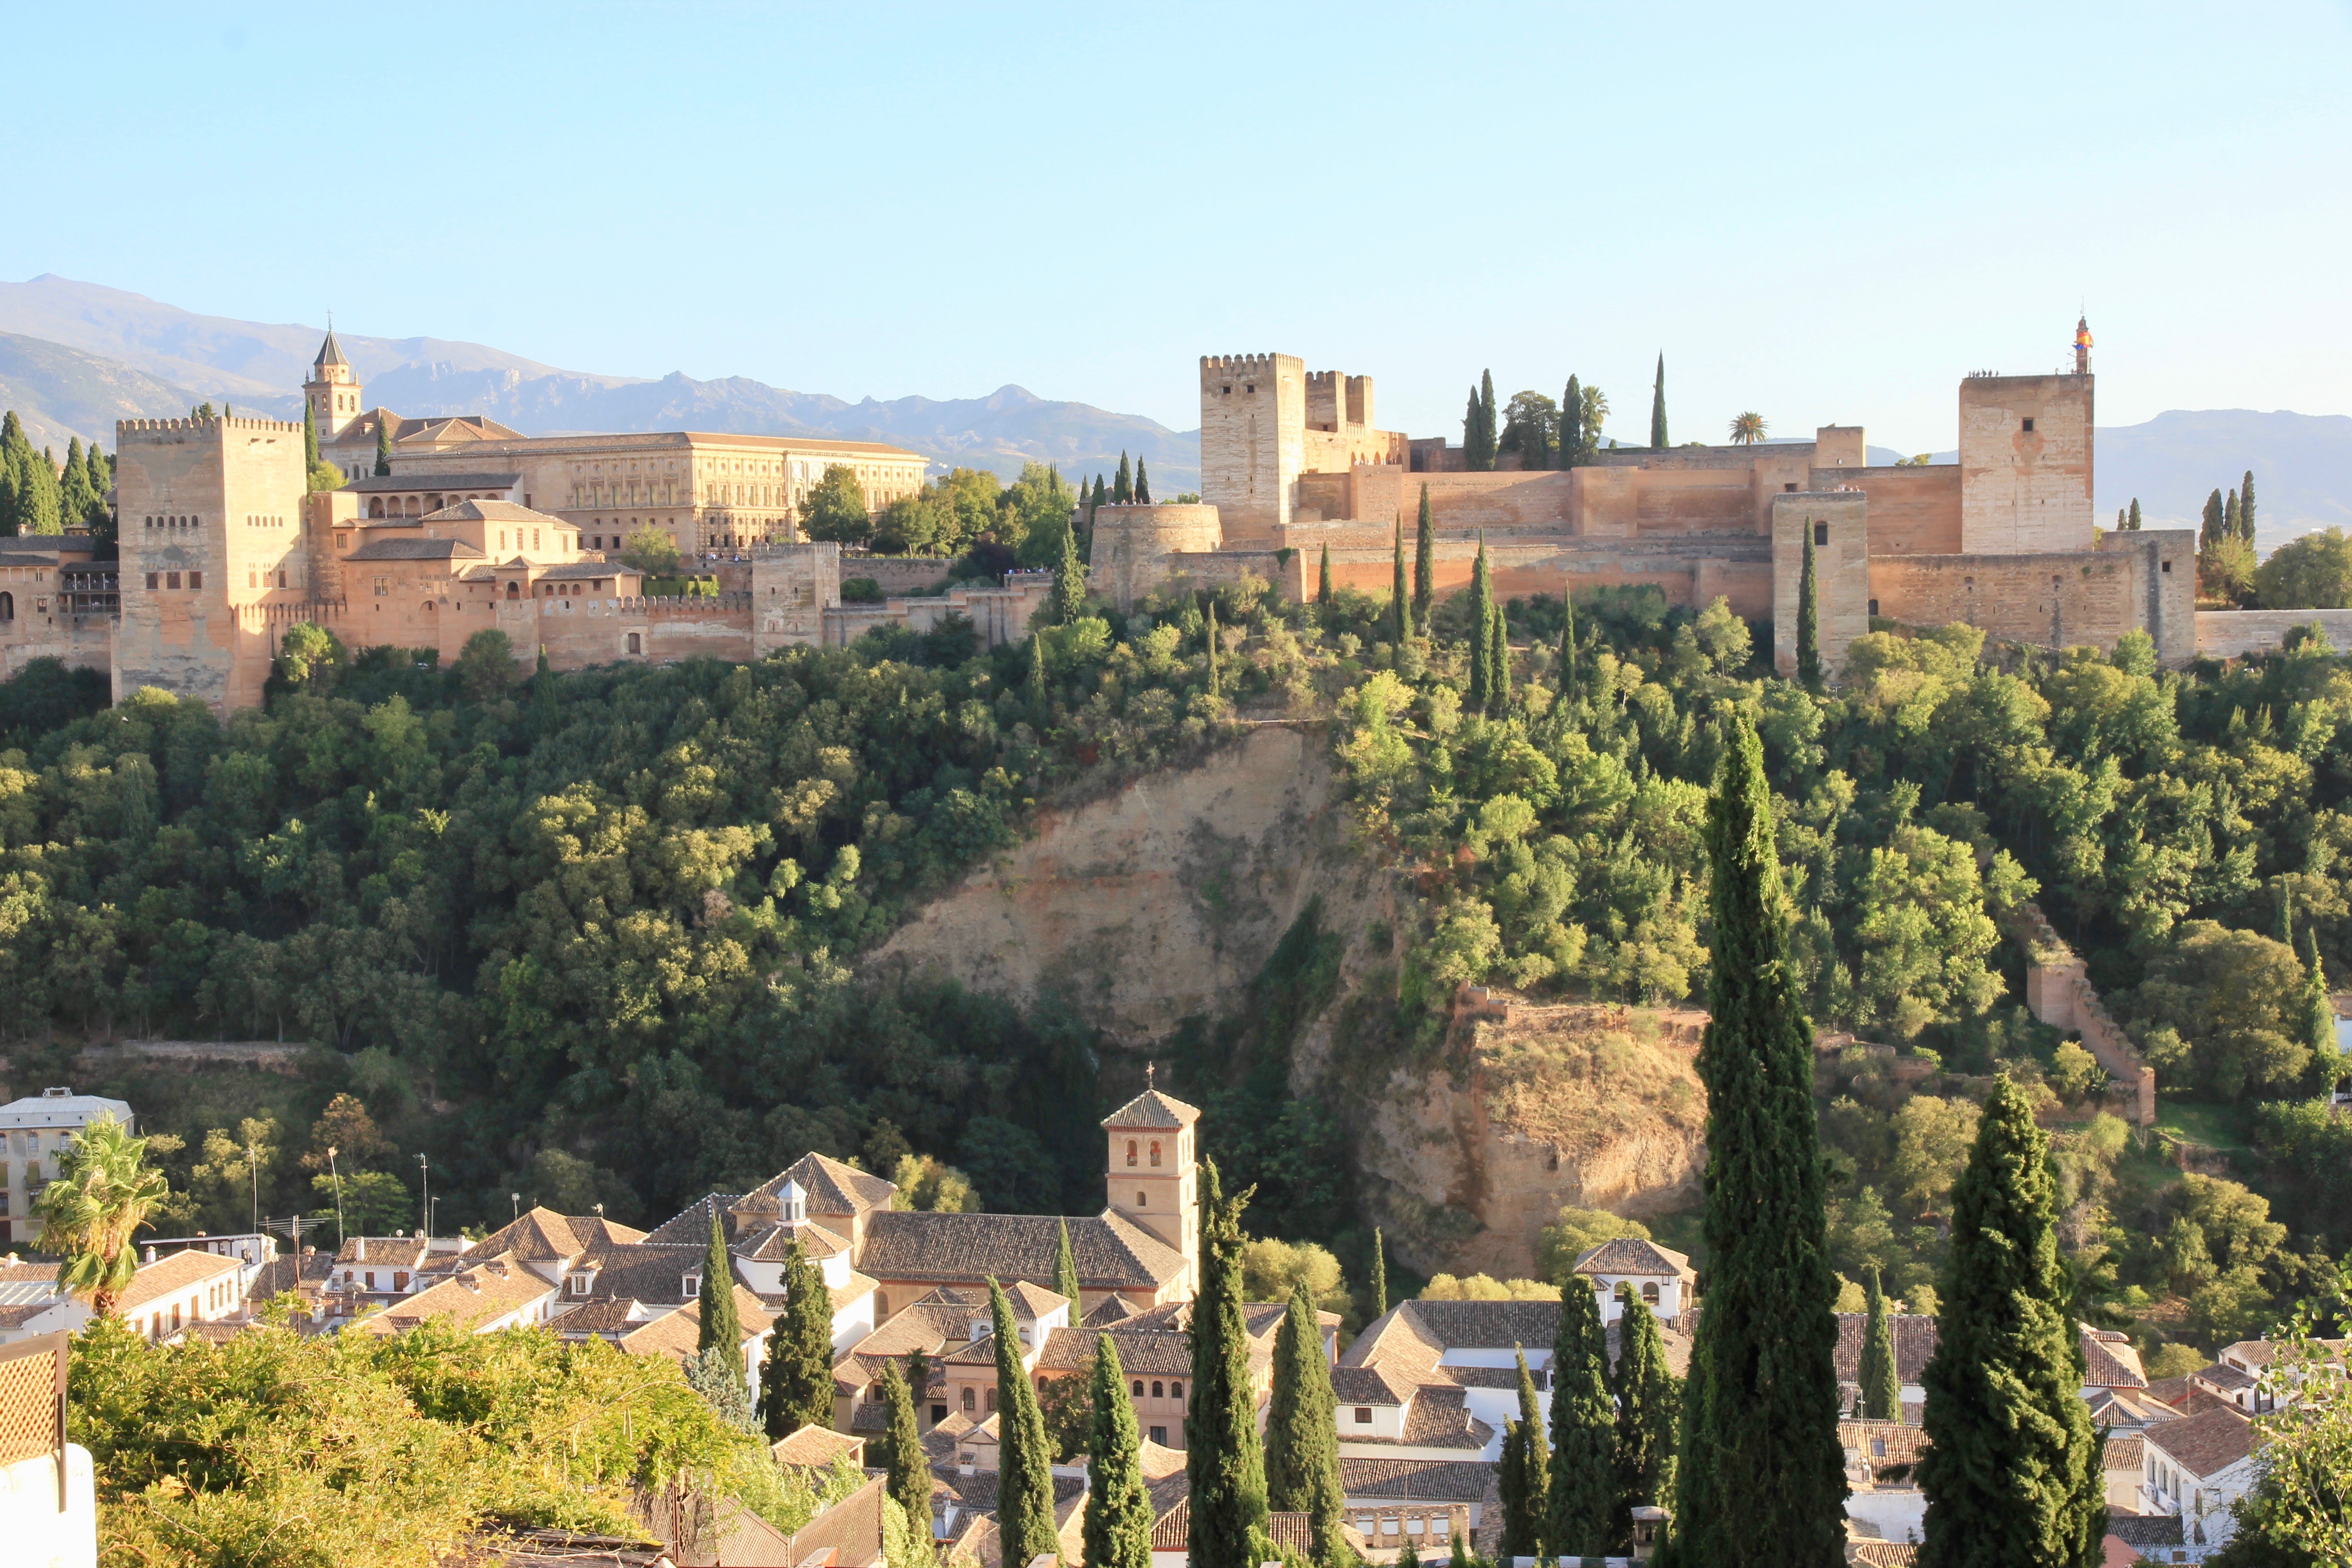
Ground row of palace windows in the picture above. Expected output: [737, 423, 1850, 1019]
[144, 572, 203, 591]
[245, 515, 286, 528]
[144, 514, 200, 529]
[1124, 1139, 1164, 1167]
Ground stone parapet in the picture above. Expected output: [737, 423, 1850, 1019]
[2010, 901, 2156, 1125]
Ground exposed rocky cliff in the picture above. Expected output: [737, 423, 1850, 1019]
[869, 724, 1708, 1277]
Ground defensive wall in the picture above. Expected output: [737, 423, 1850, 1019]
[838, 556, 955, 596]
[2012, 901, 2156, 1126]
[2195, 609, 2352, 660]
[821, 574, 1053, 650]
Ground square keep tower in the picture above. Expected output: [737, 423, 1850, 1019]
[1959, 372, 2094, 554]
[1199, 353, 1304, 548]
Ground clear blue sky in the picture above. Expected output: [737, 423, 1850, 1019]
[9, 1, 2348, 454]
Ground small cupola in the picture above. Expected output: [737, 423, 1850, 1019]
[779, 1177, 806, 1226]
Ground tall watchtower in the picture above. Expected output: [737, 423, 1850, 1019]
[1956, 327, 2095, 555]
[1199, 353, 1304, 548]
[304, 326, 363, 440]
[1103, 1078, 1200, 1295]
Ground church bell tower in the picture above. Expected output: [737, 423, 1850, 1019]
[304, 324, 363, 439]
[1102, 1072, 1202, 1297]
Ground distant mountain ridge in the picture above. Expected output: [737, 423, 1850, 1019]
[0, 275, 1202, 492]
[1, 275, 2346, 534]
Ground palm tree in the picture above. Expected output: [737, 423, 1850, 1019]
[1729, 412, 1768, 446]
[34, 1113, 170, 1318]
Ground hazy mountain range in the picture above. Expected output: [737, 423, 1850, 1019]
[1, 274, 2345, 543]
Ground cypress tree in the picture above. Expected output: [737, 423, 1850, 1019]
[1051, 518, 1088, 624]
[304, 397, 319, 470]
[698, 1207, 740, 1360]
[1486, 601, 1511, 716]
[2299, 928, 2336, 1075]
[2241, 470, 2259, 544]
[1084, 1336, 1153, 1568]
[1546, 1275, 1615, 1556]
[1796, 524, 1823, 689]
[1466, 535, 1494, 711]
[1134, 457, 1151, 505]
[0, 411, 26, 536]
[1463, 387, 1483, 465]
[2225, 488, 2242, 545]
[375, 415, 393, 477]
[1859, 1267, 1900, 1421]
[2200, 489, 2227, 551]
[59, 438, 90, 523]
[1673, 714, 1848, 1568]
[1560, 590, 1579, 696]
[2127, 498, 2143, 532]
[1611, 1283, 1678, 1548]
[1187, 1160, 1269, 1567]
[2279, 883, 2296, 949]
[991, 1278, 1059, 1568]
[1317, 543, 1332, 606]
[1264, 1281, 1345, 1564]
[1480, 372, 1497, 470]
[1563, 376, 1585, 467]
[877, 1357, 930, 1529]
[760, 1238, 836, 1438]
[1390, 516, 1409, 647]
[1055, 1216, 1083, 1309]
[1649, 353, 1668, 448]
[1371, 1228, 1388, 1319]
[1092, 473, 1108, 523]
[1029, 628, 1050, 720]
[1114, 452, 1132, 505]
[1499, 1346, 1549, 1560]
[1917, 1077, 2106, 1568]
[1412, 483, 1435, 632]
[1205, 600, 1221, 697]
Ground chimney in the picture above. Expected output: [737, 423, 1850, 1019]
[143, 1246, 157, 1263]
[356, 1237, 367, 1261]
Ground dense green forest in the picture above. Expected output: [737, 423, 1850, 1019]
[3, 547, 2349, 1367]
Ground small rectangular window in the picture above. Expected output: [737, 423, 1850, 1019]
[1868, 599, 1880, 617]
[166, 572, 181, 590]
[2161, 560, 2172, 573]
[1355, 1406, 1373, 1424]
[1813, 522, 1828, 546]
[2022, 417, 2035, 433]
[188, 572, 201, 590]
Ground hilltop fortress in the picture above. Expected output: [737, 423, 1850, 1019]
[1096, 325, 2233, 673]
[0, 321, 2317, 710]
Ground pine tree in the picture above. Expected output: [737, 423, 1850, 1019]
[1114, 452, 1132, 505]
[1917, 1076, 2106, 1568]
[1546, 1275, 1615, 1555]
[1390, 517, 1409, 647]
[1559, 590, 1579, 696]
[1134, 457, 1151, 505]
[1412, 484, 1435, 633]
[1205, 600, 1221, 697]
[1055, 1216, 1083, 1309]
[1673, 714, 1849, 1568]
[1264, 1281, 1345, 1563]
[760, 1238, 835, 1438]
[1188, 1160, 1269, 1566]
[1466, 536, 1494, 711]
[2201, 489, 2227, 551]
[1649, 354, 1668, 448]
[1486, 601, 1511, 717]
[991, 1278, 1060, 1567]
[1317, 544, 1332, 606]
[1860, 1267, 1900, 1421]
[2127, 498, 2143, 532]
[2241, 470, 2259, 545]
[1051, 518, 1088, 625]
[1796, 524, 1823, 690]
[699, 1207, 740, 1360]
[374, 416, 393, 477]
[1371, 1228, 1388, 1319]
[877, 1357, 930, 1529]
[2300, 928, 2337, 1075]
[1499, 1347, 1549, 1560]
[1084, 1336, 1153, 1568]
[1611, 1284, 1677, 1547]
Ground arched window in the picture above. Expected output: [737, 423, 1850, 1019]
[961, 1387, 975, 1413]
[984, 1388, 997, 1414]
[505, 582, 519, 599]
[1151, 1381, 1163, 1398]
[1170, 1381, 1182, 1402]
[1136, 1191, 1147, 1208]
[1149, 1141, 1161, 1167]
[1131, 1380, 1144, 1397]
[1126, 1140, 1137, 1167]
[1642, 1281, 1660, 1304]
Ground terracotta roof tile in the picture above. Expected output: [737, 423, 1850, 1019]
[856, 1211, 1185, 1290]
[1102, 1089, 1200, 1129]
[120, 1250, 243, 1312]
[2144, 1406, 2258, 1479]
[1338, 1457, 1496, 1503]
[1571, 1238, 1693, 1278]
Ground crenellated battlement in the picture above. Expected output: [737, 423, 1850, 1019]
[118, 415, 305, 441]
[1200, 354, 1281, 377]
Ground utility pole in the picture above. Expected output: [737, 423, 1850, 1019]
[328, 1146, 344, 1246]
[417, 1153, 431, 1238]
[247, 1142, 260, 1240]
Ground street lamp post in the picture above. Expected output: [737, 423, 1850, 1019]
[328, 1146, 343, 1247]
[417, 1153, 431, 1238]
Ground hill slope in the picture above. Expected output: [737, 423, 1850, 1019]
[0, 331, 202, 455]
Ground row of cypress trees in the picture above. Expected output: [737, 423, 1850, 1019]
[2200, 470, 2259, 551]
[1461, 356, 1669, 468]
[0, 412, 112, 538]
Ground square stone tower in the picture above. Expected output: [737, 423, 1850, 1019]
[114, 415, 309, 709]
[1773, 490, 1871, 680]
[1199, 353, 1304, 547]
[1958, 372, 2094, 554]
[1103, 1083, 1200, 1296]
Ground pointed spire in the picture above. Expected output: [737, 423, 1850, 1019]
[314, 316, 349, 372]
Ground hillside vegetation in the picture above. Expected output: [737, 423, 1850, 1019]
[1, 565, 2349, 1364]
